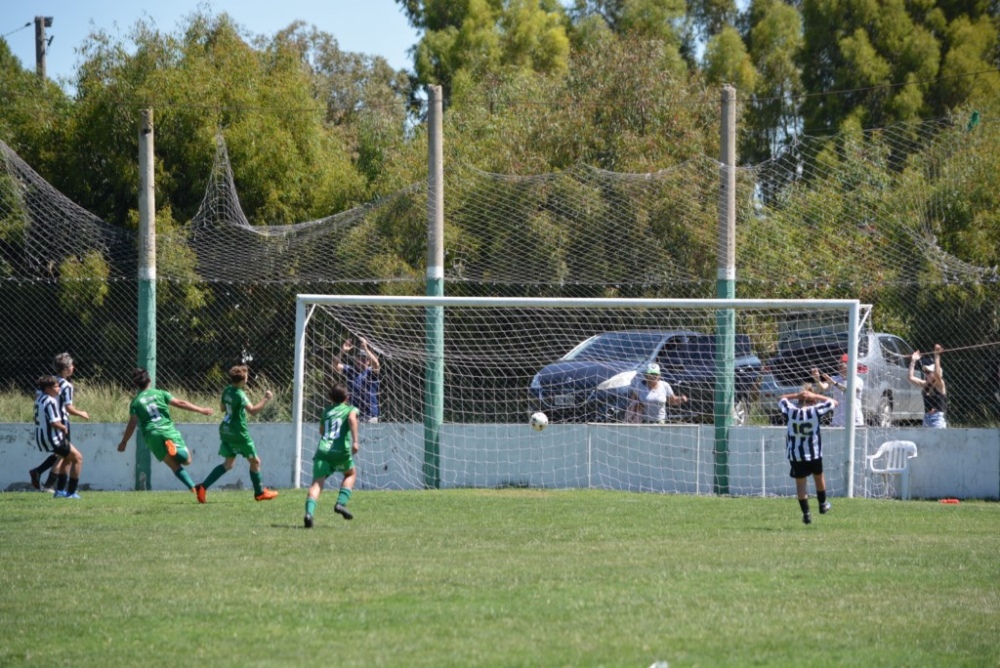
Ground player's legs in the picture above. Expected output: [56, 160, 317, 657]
[160, 438, 197, 492]
[304, 476, 327, 528]
[789, 460, 812, 524]
[247, 455, 276, 500]
[64, 445, 84, 497]
[334, 466, 357, 520]
[813, 472, 830, 513]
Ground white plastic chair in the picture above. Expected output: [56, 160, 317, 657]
[867, 440, 919, 500]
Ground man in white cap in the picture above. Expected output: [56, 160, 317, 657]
[908, 343, 947, 428]
[629, 362, 688, 424]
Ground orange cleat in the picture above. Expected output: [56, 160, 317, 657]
[165, 439, 177, 457]
[255, 488, 278, 501]
[195, 484, 206, 504]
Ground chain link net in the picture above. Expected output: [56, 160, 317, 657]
[1, 113, 998, 428]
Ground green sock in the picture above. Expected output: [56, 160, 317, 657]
[174, 467, 196, 490]
[336, 487, 352, 507]
[305, 498, 317, 517]
[202, 464, 228, 490]
[249, 470, 263, 496]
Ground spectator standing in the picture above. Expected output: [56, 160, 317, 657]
[333, 337, 381, 423]
[779, 387, 838, 525]
[908, 344, 947, 428]
[812, 354, 865, 427]
[628, 363, 688, 424]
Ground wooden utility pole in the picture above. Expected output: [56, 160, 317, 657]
[34, 16, 53, 80]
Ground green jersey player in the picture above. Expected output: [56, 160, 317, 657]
[194, 365, 277, 503]
[117, 367, 215, 494]
[304, 382, 360, 528]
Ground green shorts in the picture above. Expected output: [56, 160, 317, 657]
[219, 436, 258, 460]
[145, 432, 190, 463]
[312, 454, 355, 480]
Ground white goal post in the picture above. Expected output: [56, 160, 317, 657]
[292, 295, 863, 496]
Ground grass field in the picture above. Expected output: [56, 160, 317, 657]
[1, 489, 997, 667]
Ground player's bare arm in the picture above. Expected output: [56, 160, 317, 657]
[67, 405, 90, 420]
[169, 398, 214, 416]
[117, 415, 138, 451]
[246, 390, 273, 415]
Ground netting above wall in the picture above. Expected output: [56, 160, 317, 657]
[741, 116, 1000, 291]
[1, 113, 999, 424]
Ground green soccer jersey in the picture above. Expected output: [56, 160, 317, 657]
[219, 385, 251, 443]
[129, 388, 179, 438]
[315, 403, 358, 459]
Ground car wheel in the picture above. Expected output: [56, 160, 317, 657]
[875, 395, 893, 427]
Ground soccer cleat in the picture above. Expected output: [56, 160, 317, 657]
[165, 439, 177, 458]
[334, 503, 354, 520]
[802, 512, 812, 525]
[195, 484, 207, 504]
[29, 469, 41, 490]
[53, 490, 68, 498]
[255, 488, 278, 501]
[304, 514, 313, 529]
[819, 502, 831, 514]
[64, 493, 82, 499]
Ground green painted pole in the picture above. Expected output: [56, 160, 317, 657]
[136, 109, 155, 490]
[714, 86, 737, 495]
[423, 86, 444, 489]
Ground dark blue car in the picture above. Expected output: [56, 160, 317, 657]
[528, 330, 762, 424]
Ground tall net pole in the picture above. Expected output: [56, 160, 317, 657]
[424, 86, 445, 489]
[714, 86, 737, 494]
[135, 109, 155, 490]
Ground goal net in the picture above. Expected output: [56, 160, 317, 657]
[292, 296, 868, 497]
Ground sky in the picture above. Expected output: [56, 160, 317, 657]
[2, 0, 421, 90]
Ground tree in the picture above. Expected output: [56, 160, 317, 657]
[741, 0, 804, 167]
[402, 0, 570, 99]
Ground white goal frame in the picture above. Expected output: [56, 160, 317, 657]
[292, 295, 862, 494]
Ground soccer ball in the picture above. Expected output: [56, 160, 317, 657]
[530, 411, 549, 431]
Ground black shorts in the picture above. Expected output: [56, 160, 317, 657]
[37, 437, 70, 458]
[789, 458, 823, 478]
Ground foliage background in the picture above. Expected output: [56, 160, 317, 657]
[1, 1, 999, 424]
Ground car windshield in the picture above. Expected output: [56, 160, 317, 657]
[563, 332, 663, 363]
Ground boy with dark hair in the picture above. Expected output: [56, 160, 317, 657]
[116, 368, 214, 495]
[34, 375, 84, 498]
[304, 383, 359, 528]
[779, 386, 838, 525]
[194, 365, 277, 503]
[30, 353, 89, 492]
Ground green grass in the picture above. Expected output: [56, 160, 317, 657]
[1, 490, 997, 667]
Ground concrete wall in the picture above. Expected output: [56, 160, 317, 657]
[3, 423, 997, 499]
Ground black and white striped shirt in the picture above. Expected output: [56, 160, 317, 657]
[34, 393, 65, 451]
[57, 376, 74, 422]
[779, 398, 836, 462]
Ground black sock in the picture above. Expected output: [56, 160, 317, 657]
[817, 490, 827, 504]
[36, 454, 59, 475]
[67, 478, 79, 495]
[56, 473, 69, 492]
[43, 470, 59, 487]
[798, 498, 810, 514]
